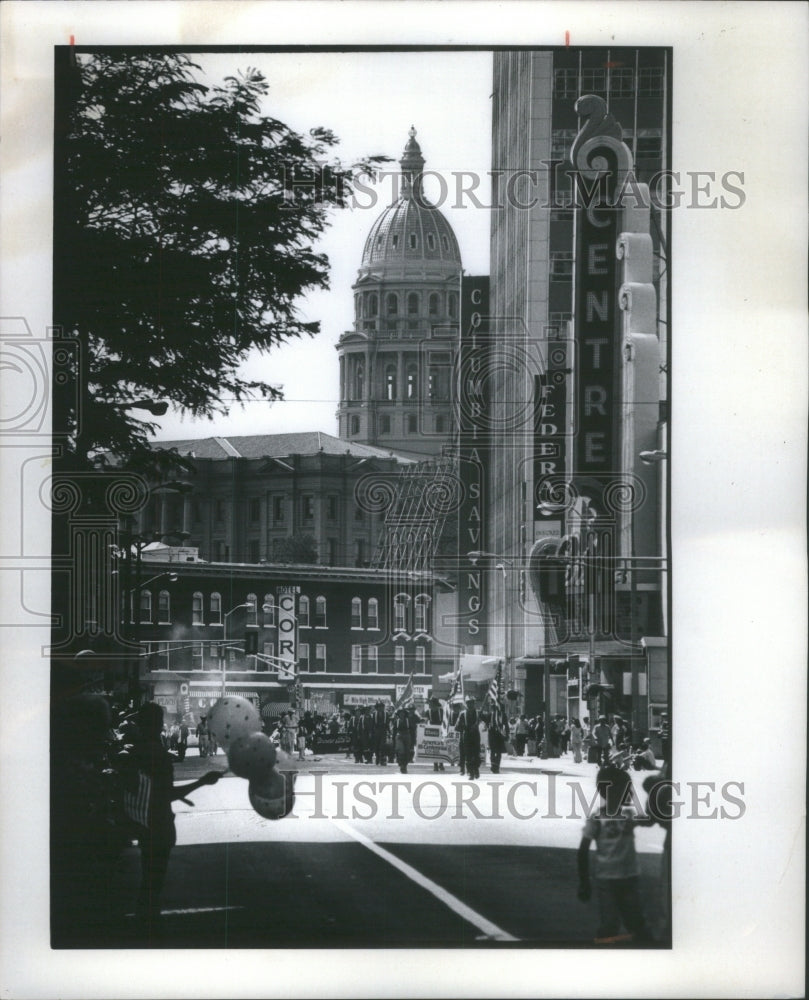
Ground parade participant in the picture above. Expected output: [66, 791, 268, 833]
[570, 718, 584, 763]
[455, 697, 482, 780]
[358, 707, 375, 764]
[393, 708, 412, 773]
[120, 702, 221, 937]
[372, 701, 389, 765]
[406, 705, 420, 763]
[593, 715, 613, 765]
[177, 717, 189, 761]
[576, 764, 652, 945]
[197, 715, 209, 757]
[426, 698, 445, 771]
[514, 715, 529, 757]
[486, 711, 506, 775]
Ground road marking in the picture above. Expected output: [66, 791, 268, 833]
[331, 819, 519, 942]
[125, 906, 244, 917]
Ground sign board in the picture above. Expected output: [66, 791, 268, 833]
[277, 586, 298, 672]
[344, 693, 393, 707]
[414, 724, 487, 766]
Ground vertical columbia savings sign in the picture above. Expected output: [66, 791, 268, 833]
[277, 585, 299, 677]
[570, 96, 633, 478]
[457, 276, 490, 646]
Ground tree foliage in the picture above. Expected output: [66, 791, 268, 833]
[271, 533, 319, 565]
[56, 51, 387, 470]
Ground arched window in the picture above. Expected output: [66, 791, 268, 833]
[448, 291, 458, 318]
[315, 596, 327, 628]
[263, 594, 275, 627]
[158, 590, 170, 624]
[192, 591, 203, 625]
[354, 360, 364, 401]
[298, 595, 310, 627]
[351, 597, 362, 629]
[386, 292, 398, 315]
[367, 292, 378, 317]
[385, 365, 397, 401]
[409, 233, 417, 250]
[441, 235, 449, 252]
[428, 292, 440, 316]
[210, 592, 222, 625]
[407, 292, 419, 315]
[139, 589, 152, 624]
[415, 593, 431, 633]
[415, 645, 426, 672]
[246, 593, 257, 627]
[367, 597, 379, 629]
[427, 233, 436, 251]
[406, 363, 418, 399]
[394, 594, 409, 633]
[349, 415, 360, 436]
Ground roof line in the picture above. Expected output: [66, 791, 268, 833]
[213, 436, 242, 458]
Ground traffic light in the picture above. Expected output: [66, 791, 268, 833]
[244, 631, 259, 656]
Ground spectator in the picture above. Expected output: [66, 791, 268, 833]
[593, 716, 613, 765]
[570, 718, 584, 763]
[514, 715, 529, 757]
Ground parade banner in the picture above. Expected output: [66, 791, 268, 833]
[414, 724, 488, 765]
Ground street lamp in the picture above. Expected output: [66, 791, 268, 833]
[221, 601, 256, 696]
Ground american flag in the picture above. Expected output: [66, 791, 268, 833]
[393, 673, 415, 711]
[486, 660, 507, 731]
[122, 770, 151, 828]
[292, 673, 303, 710]
[443, 667, 465, 728]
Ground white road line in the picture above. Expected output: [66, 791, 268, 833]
[125, 906, 245, 917]
[331, 819, 519, 942]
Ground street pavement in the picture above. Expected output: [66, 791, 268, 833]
[65, 749, 668, 949]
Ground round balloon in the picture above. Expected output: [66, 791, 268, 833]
[249, 768, 296, 821]
[228, 731, 277, 780]
[207, 696, 261, 750]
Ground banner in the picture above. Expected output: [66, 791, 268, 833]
[414, 724, 488, 766]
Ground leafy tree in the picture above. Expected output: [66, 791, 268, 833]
[272, 533, 319, 565]
[54, 50, 386, 471]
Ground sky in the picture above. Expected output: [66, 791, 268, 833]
[150, 49, 494, 442]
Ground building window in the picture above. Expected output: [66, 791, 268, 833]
[351, 645, 362, 673]
[636, 132, 663, 162]
[158, 590, 171, 624]
[298, 595, 310, 627]
[550, 251, 574, 279]
[367, 645, 379, 673]
[415, 645, 426, 673]
[447, 292, 458, 319]
[351, 597, 362, 629]
[427, 233, 435, 251]
[246, 593, 257, 627]
[638, 66, 664, 96]
[248, 539, 260, 563]
[554, 67, 577, 99]
[428, 292, 440, 316]
[406, 414, 417, 433]
[302, 495, 314, 521]
[367, 292, 378, 317]
[378, 414, 391, 434]
[441, 235, 449, 252]
[386, 292, 398, 315]
[215, 500, 226, 523]
[349, 415, 360, 436]
[406, 363, 418, 399]
[551, 129, 577, 164]
[435, 415, 446, 433]
[298, 643, 309, 671]
[192, 642, 203, 670]
[210, 642, 221, 661]
[139, 589, 152, 624]
[407, 291, 419, 314]
[262, 640, 275, 661]
[192, 591, 203, 625]
[367, 597, 379, 629]
[354, 361, 364, 401]
[213, 540, 229, 561]
[385, 365, 397, 401]
[354, 538, 365, 567]
[609, 67, 634, 98]
[263, 594, 275, 627]
[210, 592, 222, 625]
[409, 233, 417, 250]
[315, 596, 327, 628]
[581, 68, 606, 94]
[249, 497, 261, 522]
[394, 595, 408, 632]
[325, 538, 336, 565]
[415, 593, 430, 633]
[326, 496, 338, 521]
[391, 234, 399, 250]
[394, 645, 405, 672]
[157, 641, 170, 669]
[273, 496, 284, 523]
[315, 644, 327, 671]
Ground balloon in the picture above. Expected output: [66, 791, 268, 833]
[249, 768, 297, 821]
[207, 696, 261, 750]
[228, 731, 277, 780]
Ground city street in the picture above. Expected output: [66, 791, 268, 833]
[79, 752, 667, 949]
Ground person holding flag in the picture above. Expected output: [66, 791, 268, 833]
[443, 666, 466, 773]
[486, 661, 508, 774]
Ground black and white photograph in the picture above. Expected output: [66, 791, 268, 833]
[0, 2, 806, 998]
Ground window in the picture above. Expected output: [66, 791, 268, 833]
[550, 251, 574, 279]
[273, 496, 285, 523]
[367, 292, 378, 317]
[315, 596, 327, 628]
[213, 540, 229, 561]
[248, 539, 260, 563]
[215, 500, 226, 523]
[394, 645, 405, 671]
[351, 645, 362, 673]
[210, 642, 222, 661]
[249, 497, 261, 522]
[157, 641, 170, 669]
[391, 234, 399, 250]
[409, 233, 417, 250]
[298, 642, 310, 671]
[302, 495, 314, 521]
[554, 67, 577, 99]
[550, 207, 574, 223]
[386, 292, 398, 315]
[428, 292, 440, 316]
[158, 590, 171, 624]
[435, 415, 446, 434]
[367, 597, 379, 629]
[298, 595, 310, 627]
[394, 595, 408, 632]
[210, 592, 222, 625]
[192, 642, 203, 670]
[367, 645, 379, 673]
[415, 594, 430, 632]
[551, 129, 576, 163]
[378, 414, 390, 435]
[192, 591, 203, 625]
[406, 414, 417, 433]
[636, 132, 663, 162]
[354, 361, 364, 400]
[407, 292, 419, 314]
[263, 594, 275, 627]
[246, 593, 257, 627]
[406, 364, 418, 399]
[638, 66, 664, 96]
[447, 292, 458, 319]
[326, 496, 338, 521]
[349, 415, 360, 436]
[351, 597, 362, 629]
[326, 538, 337, 565]
[354, 538, 365, 567]
[385, 365, 397, 401]
[262, 641, 275, 667]
[581, 68, 606, 94]
[426, 233, 435, 251]
[609, 67, 634, 98]
[139, 589, 152, 624]
[315, 644, 327, 671]
[441, 235, 449, 252]
[415, 645, 426, 673]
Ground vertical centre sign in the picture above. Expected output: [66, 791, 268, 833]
[277, 585, 299, 677]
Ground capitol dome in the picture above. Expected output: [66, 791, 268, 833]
[359, 127, 461, 276]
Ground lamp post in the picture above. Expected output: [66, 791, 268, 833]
[221, 601, 256, 697]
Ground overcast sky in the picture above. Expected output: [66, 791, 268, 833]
[151, 49, 494, 442]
